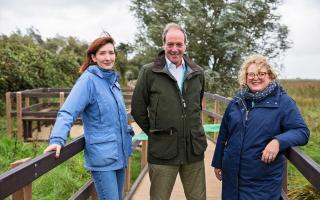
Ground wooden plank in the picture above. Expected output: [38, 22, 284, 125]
[0, 136, 85, 199]
[59, 92, 65, 108]
[22, 92, 70, 98]
[286, 147, 320, 190]
[202, 109, 223, 120]
[124, 158, 131, 193]
[124, 164, 149, 200]
[141, 141, 148, 169]
[204, 92, 231, 104]
[10, 158, 32, 200]
[22, 103, 46, 111]
[5, 92, 12, 135]
[16, 92, 23, 139]
[282, 159, 288, 193]
[22, 111, 58, 117]
[69, 180, 96, 200]
[201, 96, 207, 123]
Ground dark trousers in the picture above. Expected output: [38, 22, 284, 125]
[149, 160, 206, 200]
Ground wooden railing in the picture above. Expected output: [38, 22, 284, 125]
[0, 115, 148, 200]
[5, 88, 133, 140]
[202, 92, 320, 199]
[1, 90, 319, 199]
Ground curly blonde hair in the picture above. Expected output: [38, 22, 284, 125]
[238, 54, 278, 87]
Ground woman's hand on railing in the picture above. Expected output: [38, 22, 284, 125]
[214, 168, 222, 181]
[261, 139, 280, 164]
[44, 144, 62, 158]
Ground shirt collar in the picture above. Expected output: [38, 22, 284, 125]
[165, 57, 185, 70]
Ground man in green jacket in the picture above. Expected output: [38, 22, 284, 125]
[131, 22, 207, 200]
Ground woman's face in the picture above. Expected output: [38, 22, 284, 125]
[91, 43, 115, 70]
[246, 63, 271, 93]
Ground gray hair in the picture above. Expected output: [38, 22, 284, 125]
[162, 23, 187, 44]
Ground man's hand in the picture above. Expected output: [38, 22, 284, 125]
[214, 168, 222, 181]
[44, 144, 62, 158]
[261, 139, 280, 164]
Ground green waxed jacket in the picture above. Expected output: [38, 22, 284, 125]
[131, 51, 207, 165]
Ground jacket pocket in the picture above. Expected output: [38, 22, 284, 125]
[96, 97, 112, 123]
[86, 133, 118, 167]
[149, 128, 178, 159]
[190, 127, 208, 155]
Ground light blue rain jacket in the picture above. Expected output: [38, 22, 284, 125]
[49, 65, 132, 171]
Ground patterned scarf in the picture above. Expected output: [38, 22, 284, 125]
[238, 81, 278, 102]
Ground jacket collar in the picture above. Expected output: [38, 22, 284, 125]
[87, 65, 119, 86]
[234, 85, 285, 109]
[152, 50, 202, 74]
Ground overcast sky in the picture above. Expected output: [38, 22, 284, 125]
[0, 0, 319, 79]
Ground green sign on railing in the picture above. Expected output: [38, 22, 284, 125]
[203, 124, 220, 133]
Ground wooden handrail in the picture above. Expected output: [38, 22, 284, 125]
[286, 147, 320, 190]
[68, 180, 97, 200]
[0, 136, 84, 199]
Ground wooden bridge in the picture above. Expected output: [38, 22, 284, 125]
[0, 88, 319, 200]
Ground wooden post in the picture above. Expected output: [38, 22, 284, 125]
[201, 95, 207, 124]
[10, 158, 32, 200]
[214, 100, 219, 123]
[59, 92, 65, 108]
[282, 158, 288, 194]
[141, 141, 148, 169]
[124, 158, 131, 193]
[90, 185, 99, 200]
[6, 92, 12, 136]
[16, 92, 23, 139]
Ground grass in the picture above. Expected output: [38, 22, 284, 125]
[0, 117, 143, 199]
[281, 80, 320, 199]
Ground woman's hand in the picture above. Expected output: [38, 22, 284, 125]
[261, 139, 280, 164]
[44, 144, 62, 158]
[214, 168, 222, 181]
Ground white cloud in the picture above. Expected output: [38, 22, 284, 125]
[278, 0, 320, 79]
[0, 0, 137, 43]
[0, 0, 319, 79]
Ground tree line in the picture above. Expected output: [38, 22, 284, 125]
[0, 0, 290, 115]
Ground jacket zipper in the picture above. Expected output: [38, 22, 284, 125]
[235, 97, 249, 198]
[161, 69, 200, 164]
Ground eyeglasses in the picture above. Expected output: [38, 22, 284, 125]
[246, 72, 268, 80]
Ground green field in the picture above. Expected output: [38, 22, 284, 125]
[280, 80, 320, 199]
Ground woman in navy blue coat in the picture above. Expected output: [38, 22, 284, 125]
[211, 54, 310, 200]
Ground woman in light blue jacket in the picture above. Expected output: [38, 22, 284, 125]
[44, 35, 133, 200]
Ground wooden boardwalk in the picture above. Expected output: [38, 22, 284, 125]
[30, 122, 222, 199]
[131, 139, 222, 200]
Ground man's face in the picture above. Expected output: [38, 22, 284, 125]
[163, 29, 186, 66]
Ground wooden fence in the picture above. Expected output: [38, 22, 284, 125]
[0, 113, 148, 200]
[5, 88, 133, 140]
[1, 90, 319, 199]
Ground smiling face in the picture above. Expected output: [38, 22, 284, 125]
[163, 28, 186, 66]
[91, 43, 115, 70]
[246, 63, 271, 93]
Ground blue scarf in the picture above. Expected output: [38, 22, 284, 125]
[238, 81, 278, 102]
